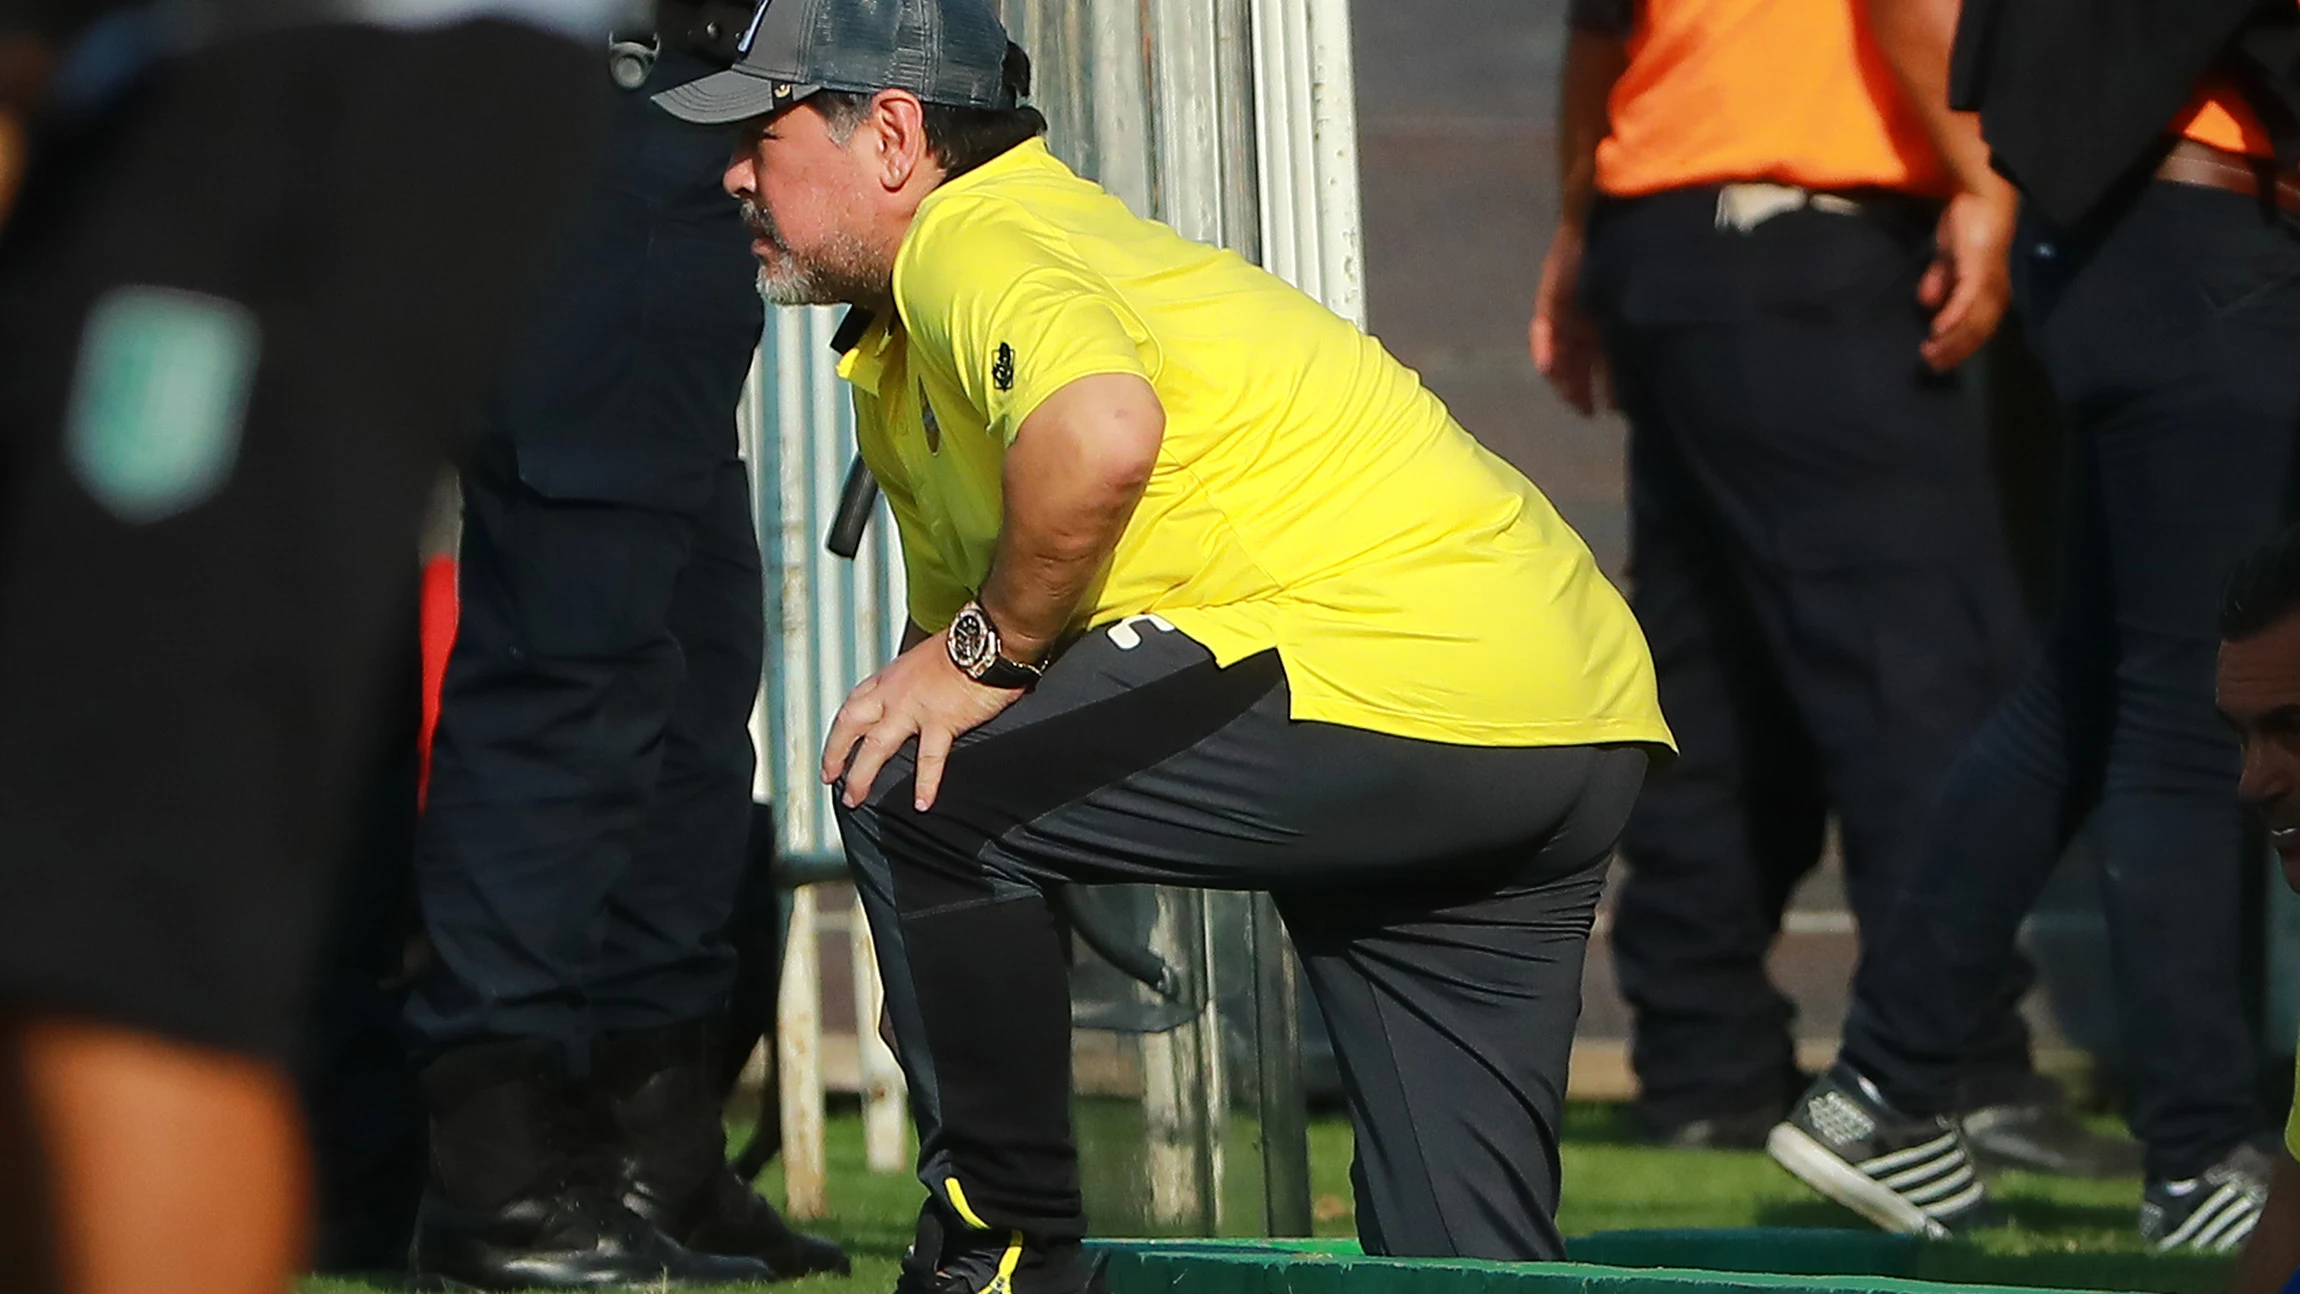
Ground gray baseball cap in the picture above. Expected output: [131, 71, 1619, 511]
[654, 0, 1020, 124]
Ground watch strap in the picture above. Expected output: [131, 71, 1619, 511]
[975, 654, 1044, 689]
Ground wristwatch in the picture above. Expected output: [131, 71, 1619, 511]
[947, 600, 1045, 689]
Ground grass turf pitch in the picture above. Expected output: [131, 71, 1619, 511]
[301, 1103, 2227, 1294]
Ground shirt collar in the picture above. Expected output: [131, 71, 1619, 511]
[847, 139, 1063, 395]
[834, 306, 898, 396]
[918, 136, 1060, 214]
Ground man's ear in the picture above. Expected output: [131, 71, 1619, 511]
[869, 89, 933, 192]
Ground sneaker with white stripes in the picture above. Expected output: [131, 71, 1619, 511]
[2139, 1141, 2272, 1253]
[1767, 1064, 1993, 1238]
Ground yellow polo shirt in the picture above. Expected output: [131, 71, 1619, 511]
[840, 138, 1670, 750]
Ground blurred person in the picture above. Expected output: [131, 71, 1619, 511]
[294, 604, 430, 1278]
[1530, 0, 2129, 1175]
[656, 0, 1675, 1281]
[0, 2, 608, 1292]
[400, 6, 847, 1288]
[1772, 0, 2300, 1250]
[2225, 526, 2300, 1292]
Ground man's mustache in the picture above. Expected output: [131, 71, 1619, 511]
[740, 198, 787, 252]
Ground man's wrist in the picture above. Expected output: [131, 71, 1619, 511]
[975, 588, 1060, 665]
[947, 599, 1046, 688]
[1942, 135, 2015, 209]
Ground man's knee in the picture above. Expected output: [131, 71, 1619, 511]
[836, 751, 1020, 917]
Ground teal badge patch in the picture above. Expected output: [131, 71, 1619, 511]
[66, 286, 261, 524]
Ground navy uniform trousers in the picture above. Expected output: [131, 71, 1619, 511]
[406, 51, 767, 1061]
[1581, 187, 2043, 1133]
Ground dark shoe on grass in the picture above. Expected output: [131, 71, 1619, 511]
[1958, 1087, 2143, 1180]
[410, 1038, 769, 1290]
[1639, 1103, 1785, 1151]
[2139, 1141, 2272, 1253]
[598, 1021, 852, 1280]
[1768, 1064, 1993, 1238]
[1632, 1070, 1804, 1150]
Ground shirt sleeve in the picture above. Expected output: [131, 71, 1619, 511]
[898, 198, 1158, 444]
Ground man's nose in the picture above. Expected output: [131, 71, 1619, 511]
[724, 155, 754, 202]
[2239, 740, 2293, 810]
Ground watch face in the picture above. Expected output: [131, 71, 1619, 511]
[948, 605, 996, 677]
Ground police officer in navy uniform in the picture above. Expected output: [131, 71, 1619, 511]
[403, 4, 849, 1286]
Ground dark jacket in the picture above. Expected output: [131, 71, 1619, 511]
[1949, 0, 2273, 229]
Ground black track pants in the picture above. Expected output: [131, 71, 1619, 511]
[835, 620, 1647, 1261]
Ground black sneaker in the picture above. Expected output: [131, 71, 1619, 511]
[2139, 1142, 2272, 1252]
[1638, 1103, 1788, 1151]
[1956, 1073, 2143, 1179]
[1960, 1100, 2144, 1180]
[894, 1201, 1099, 1294]
[1768, 1064, 1991, 1238]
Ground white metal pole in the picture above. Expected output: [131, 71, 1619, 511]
[850, 913, 911, 1174]
[1304, 0, 1366, 327]
[778, 885, 829, 1219]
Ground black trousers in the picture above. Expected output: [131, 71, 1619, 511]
[1584, 188, 2039, 1131]
[0, 19, 595, 1061]
[405, 53, 766, 1062]
[1845, 180, 2300, 1179]
[407, 451, 763, 1057]
[836, 622, 1647, 1262]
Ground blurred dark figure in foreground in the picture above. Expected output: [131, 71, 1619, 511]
[2225, 525, 2300, 1292]
[294, 600, 431, 1278]
[1777, 0, 2300, 1251]
[1532, 0, 2129, 1177]
[400, 5, 847, 1287]
[0, 2, 604, 1292]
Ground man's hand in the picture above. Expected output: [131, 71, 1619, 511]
[821, 630, 1021, 812]
[1916, 182, 2015, 371]
[1532, 223, 1608, 416]
[1863, 0, 2017, 372]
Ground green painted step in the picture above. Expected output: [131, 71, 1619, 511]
[1090, 1229, 2222, 1294]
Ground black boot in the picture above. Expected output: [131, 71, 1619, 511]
[598, 1021, 852, 1280]
[410, 1038, 771, 1290]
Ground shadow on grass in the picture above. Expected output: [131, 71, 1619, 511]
[1752, 1200, 1876, 1230]
[1752, 1193, 2142, 1233]
[1987, 1196, 2145, 1235]
[1917, 1242, 2233, 1294]
[1560, 1103, 1649, 1147]
[1578, 1225, 2235, 1294]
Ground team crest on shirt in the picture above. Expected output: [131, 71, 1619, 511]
[917, 380, 942, 454]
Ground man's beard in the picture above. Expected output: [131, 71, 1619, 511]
[742, 198, 885, 307]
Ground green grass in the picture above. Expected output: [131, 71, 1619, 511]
[302, 1104, 2225, 1294]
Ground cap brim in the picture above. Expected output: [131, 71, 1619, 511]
[653, 67, 819, 125]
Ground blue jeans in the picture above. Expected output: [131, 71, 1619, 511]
[1843, 181, 2300, 1178]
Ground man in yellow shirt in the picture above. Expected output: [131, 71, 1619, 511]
[660, 0, 1670, 1284]
[2224, 526, 2300, 1287]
